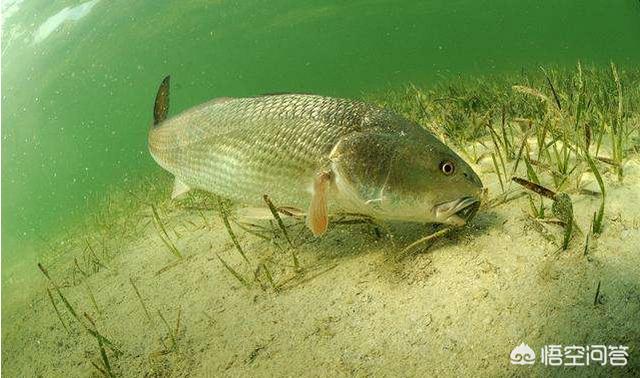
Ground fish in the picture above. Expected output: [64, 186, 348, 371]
[148, 76, 483, 236]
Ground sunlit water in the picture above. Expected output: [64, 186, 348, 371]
[2, 0, 640, 268]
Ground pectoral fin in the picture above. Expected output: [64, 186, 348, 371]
[171, 178, 191, 199]
[307, 171, 331, 236]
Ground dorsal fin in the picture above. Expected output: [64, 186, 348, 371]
[153, 75, 170, 127]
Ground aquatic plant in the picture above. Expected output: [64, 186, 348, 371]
[84, 313, 115, 378]
[157, 309, 180, 352]
[593, 280, 603, 306]
[83, 238, 109, 272]
[129, 277, 153, 323]
[512, 177, 575, 250]
[263, 194, 299, 270]
[372, 64, 639, 245]
[259, 262, 278, 291]
[217, 199, 249, 264]
[216, 253, 251, 288]
[129, 277, 167, 358]
[38, 263, 122, 377]
[46, 287, 70, 334]
[263, 195, 294, 247]
[551, 193, 574, 250]
[395, 226, 453, 261]
[151, 204, 183, 259]
[38, 263, 122, 356]
[584, 153, 606, 234]
[85, 281, 101, 316]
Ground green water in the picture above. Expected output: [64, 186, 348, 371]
[2, 0, 640, 266]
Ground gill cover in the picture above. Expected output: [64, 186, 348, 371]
[329, 132, 399, 207]
[329, 130, 481, 224]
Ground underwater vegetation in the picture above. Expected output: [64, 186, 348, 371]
[373, 62, 638, 250]
[8, 64, 639, 376]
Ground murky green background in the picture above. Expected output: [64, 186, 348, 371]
[2, 0, 640, 266]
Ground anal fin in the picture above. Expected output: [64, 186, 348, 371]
[171, 178, 191, 199]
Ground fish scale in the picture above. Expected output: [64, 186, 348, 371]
[149, 94, 375, 208]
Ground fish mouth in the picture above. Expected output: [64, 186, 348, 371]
[433, 197, 480, 226]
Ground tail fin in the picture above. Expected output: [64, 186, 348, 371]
[153, 75, 170, 127]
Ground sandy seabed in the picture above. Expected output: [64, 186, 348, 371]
[2, 152, 639, 377]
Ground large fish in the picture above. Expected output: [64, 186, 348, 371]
[148, 76, 483, 235]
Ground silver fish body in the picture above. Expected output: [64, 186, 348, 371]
[150, 95, 373, 209]
[149, 81, 482, 233]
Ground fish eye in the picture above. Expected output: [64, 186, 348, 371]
[440, 160, 455, 175]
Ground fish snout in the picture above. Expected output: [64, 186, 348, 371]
[463, 168, 483, 220]
[462, 167, 483, 189]
[461, 167, 484, 206]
